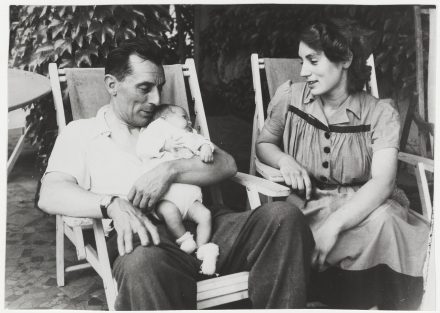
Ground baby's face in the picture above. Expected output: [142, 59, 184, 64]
[165, 107, 191, 130]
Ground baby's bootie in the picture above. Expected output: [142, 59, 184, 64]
[196, 243, 219, 276]
[176, 232, 197, 254]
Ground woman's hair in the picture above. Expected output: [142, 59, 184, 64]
[105, 37, 164, 82]
[299, 19, 372, 94]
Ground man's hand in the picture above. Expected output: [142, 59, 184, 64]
[278, 155, 312, 200]
[107, 198, 160, 256]
[199, 144, 214, 163]
[127, 163, 175, 211]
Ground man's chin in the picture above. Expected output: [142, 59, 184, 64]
[134, 117, 152, 128]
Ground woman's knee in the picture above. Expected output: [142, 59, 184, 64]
[368, 204, 399, 227]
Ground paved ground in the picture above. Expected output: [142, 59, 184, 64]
[4, 116, 252, 310]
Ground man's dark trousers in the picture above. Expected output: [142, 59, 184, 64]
[109, 201, 314, 310]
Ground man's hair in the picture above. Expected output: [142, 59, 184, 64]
[299, 19, 372, 94]
[105, 37, 164, 81]
[153, 104, 187, 120]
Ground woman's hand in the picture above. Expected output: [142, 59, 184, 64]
[107, 198, 160, 256]
[278, 155, 312, 200]
[311, 217, 341, 271]
[128, 162, 175, 211]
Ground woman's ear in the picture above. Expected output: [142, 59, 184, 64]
[342, 51, 353, 69]
[104, 74, 118, 96]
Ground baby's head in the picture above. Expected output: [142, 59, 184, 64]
[153, 104, 192, 130]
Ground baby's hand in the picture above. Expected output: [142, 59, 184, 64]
[199, 144, 213, 163]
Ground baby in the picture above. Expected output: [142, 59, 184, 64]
[136, 104, 219, 275]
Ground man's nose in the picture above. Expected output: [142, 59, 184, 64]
[148, 86, 161, 105]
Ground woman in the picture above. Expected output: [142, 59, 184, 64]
[256, 20, 429, 309]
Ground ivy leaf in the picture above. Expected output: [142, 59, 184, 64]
[60, 38, 73, 55]
[57, 6, 67, 18]
[51, 22, 66, 39]
[59, 58, 75, 68]
[49, 18, 62, 28]
[75, 50, 91, 67]
[384, 18, 393, 32]
[35, 25, 49, 44]
[87, 20, 102, 36]
[39, 6, 48, 18]
[54, 39, 65, 50]
[124, 28, 136, 40]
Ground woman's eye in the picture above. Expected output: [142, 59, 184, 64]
[310, 60, 318, 65]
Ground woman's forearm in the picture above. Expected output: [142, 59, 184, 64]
[328, 177, 395, 233]
[329, 148, 398, 232]
[256, 142, 288, 168]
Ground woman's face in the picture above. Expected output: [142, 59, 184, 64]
[298, 41, 348, 98]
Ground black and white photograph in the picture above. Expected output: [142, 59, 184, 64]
[4, 1, 438, 310]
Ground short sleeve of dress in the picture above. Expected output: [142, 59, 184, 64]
[44, 120, 91, 189]
[262, 80, 292, 138]
[371, 99, 401, 152]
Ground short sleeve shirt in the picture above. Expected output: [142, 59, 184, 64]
[45, 105, 145, 197]
[259, 81, 401, 185]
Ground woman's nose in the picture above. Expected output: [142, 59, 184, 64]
[300, 63, 311, 78]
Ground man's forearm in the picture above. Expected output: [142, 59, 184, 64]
[172, 147, 237, 186]
[39, 173, 102, 218]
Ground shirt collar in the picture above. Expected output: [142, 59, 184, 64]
[95, 104, 112, 137]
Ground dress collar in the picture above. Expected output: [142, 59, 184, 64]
[302, 84, 361, 126]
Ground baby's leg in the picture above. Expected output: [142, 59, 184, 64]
[156, 200, 197, 254]
[155, 200, 186, 239]
[186, 201, 212, 247]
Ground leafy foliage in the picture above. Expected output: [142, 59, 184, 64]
[9, 5, 194, 179]
[10, 5, 172, 72]
[201, 5, 430, 121]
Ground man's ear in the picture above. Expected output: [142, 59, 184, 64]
[342, 51, 353, 69]
[104, 74, 118, 96]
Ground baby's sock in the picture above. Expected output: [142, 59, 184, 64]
[196, 243, 219, 275]
[176, 232, 197, 254]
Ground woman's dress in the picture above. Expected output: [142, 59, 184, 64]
[261, 81, 430, 309]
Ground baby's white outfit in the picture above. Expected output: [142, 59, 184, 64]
[136, 118, 214, 218]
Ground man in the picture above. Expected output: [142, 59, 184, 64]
[39, 37, 314, 310]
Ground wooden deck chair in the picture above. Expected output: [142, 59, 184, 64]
[249, 53, 436, 310]
[48, 59, 290, 310]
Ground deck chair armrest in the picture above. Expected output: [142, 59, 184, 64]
[255, 158, 285, 182]
[229, 172, 290, 198]
[398, 152, 434, 173]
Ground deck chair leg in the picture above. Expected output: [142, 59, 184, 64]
[56, 215, 65, 287]
[93, 220, 118, 310]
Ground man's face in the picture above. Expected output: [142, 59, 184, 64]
[113, 54, 165, 127]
